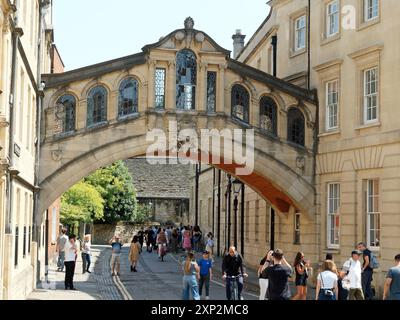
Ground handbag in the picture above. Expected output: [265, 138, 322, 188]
[341, 260, 351, 290]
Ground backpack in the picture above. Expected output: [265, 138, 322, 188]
[369, 251, 379, 269]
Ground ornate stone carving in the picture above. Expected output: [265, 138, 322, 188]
[296, 156, 305, 169]
[51, 150, 62, 161]
[175, 31, 185, 41]
[184, 17, 194, 30]
[195, 32, 205, 43]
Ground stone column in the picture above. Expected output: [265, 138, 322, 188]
[147, 59, 156, 108]
[217, 64, 227, 114]
[76, 99, 87, 130]
[166, 59, 176, 111]
[197, 62, 207, 112]
[108, 91, 118, 121]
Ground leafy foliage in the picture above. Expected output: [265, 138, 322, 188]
[133, 203, 153, 224]
[85, 161, 137, 223]
[61, 181, 104, 226]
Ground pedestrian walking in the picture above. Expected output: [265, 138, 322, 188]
[340, 251, 364, 300]
[263, 249, 292, 301]
[292, 252, 311, 300]
[182, 252, 200, 301]
[157, 229, 168, 261]
[82, 234, 92, 274]
[192, 226, 202, 252]
[183, 226, 192, 252]
[170, 228, 179, 253]
[258, 250, 273, 300]
[205, 232, 215, 258]
[316, 260, 338, 300]
[197, 250, 213, 300]
[357, 242, 376, 300]
[64, 234, 78, 290]
[137, 230, 144, 253]
[129, 236, 141, 272]
[145, 227, 154, 253]
[109, 235, 123, 276]
[56, 228, 69, 272]
[383, 254, 400, 300]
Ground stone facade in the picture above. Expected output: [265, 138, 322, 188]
[0, 0, 61, 300]
[125, 157, 190, 223]
[192, 0, 400, 297]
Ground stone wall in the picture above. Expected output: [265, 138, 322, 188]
[92, 222, 148, 245]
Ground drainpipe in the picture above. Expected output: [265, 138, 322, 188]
[271, 35, 277, 77]
[194, 163, 200, 226]
[5, 1, 22, 235]
[217, 170, 221, 257]
[227, 175, 232, 249]
[307, 0, 311, 89]
[240, 183, 245, 257]
[212, 168, 215, 237]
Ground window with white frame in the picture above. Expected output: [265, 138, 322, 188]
[366, 179, 380, 248]
[364, 0, 379, 22]
[326, 80, 339, 130]
[327, 183, 340, 247]
[294, 15, 306, 51]
[364, 67, 378, 123]
[327, 0, 339, 37]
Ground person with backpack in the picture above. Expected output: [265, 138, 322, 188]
[357, 242, 378, 300]
[340, 250, 364, 300]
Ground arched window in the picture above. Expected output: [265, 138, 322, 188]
[287, 108, 305, 146]
[55, 94, 75, 134]
[176, 49, 197, 110]
[87, 86, 107, 127]
[118, 78, 138, 117]
[260, 96, 277, 136]
[231, 84, 249, 123]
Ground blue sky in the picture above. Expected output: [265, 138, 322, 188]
[53, 0, 270, 71]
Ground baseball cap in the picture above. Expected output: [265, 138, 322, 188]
[351, 250, 362, 255]
[203, 250, 210, 255]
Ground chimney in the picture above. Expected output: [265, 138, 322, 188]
[232, 29, 246, 59]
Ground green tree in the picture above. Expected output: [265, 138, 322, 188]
[133, 203, 153, 224]
[85, 161, 137, 223]
[61, 181, 104, 227]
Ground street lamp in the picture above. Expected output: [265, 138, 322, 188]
[232, 179, 242, 249]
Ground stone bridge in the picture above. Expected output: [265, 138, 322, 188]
[39, 18, 318, 220]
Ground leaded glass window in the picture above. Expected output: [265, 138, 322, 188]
[56, 94, 76, 133]
[207, 71, 217, 113]
[260, 96, 277, 136]
[118, 78, 138, 117]
[87, 86, 107, 127]
[155, 68, 166, 109]
[176, 49, 197, 110]
[287, 108, 305, 146]
[231, 84, 249, 123]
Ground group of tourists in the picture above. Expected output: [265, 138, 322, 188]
[143, 225, 215, 256]
[56, 228, 92, 290]
[56, 227, 400, 301]
[256, 242, 400, 300]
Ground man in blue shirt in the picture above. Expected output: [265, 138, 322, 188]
[197, 251, 213, 300]
[384, 254, 400, 300]
[109, 235, 123, 276]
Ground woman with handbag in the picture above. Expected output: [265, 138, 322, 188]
[316, 260, 339, 300]
[292, 252, 311, 300]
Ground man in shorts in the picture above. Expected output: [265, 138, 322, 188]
[109, 235, 123, 276]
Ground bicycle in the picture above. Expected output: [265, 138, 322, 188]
[224, 274, 243, 300]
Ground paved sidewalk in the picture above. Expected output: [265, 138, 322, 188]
[27, 245, 122, 300]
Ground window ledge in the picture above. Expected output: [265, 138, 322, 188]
[86, 121, 109, 131]
[53, 131, 76, 140]
[321, 33, 341, 46]
[358, 17, 380, 32]
[117, 113, 140, 122]
[318, 129, 340, 138]
[290, 48, 306, 59]
[355, 121, 381, 131]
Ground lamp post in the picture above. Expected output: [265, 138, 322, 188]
[232, 179, 242, 250]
